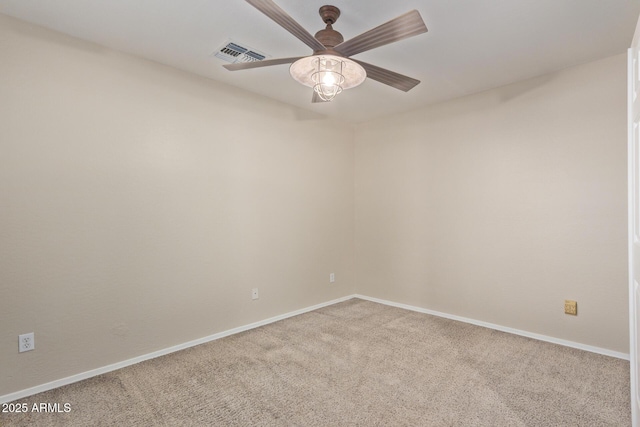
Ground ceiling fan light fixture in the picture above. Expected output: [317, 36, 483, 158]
[312, 57, 344, 101]
[290, 54, 366, 102]
[224, 3, 428, 103]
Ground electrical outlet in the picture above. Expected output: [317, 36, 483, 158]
[252, 288, 259, 300]
[330, 273, 335, 283]
[19, 332, 34, 353]
[564, 300, 577, 316]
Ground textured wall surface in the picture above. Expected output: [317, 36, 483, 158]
[0, 14, 355, 396]
[355, 54, 628, 353]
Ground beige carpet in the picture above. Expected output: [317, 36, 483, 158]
[1, 299, 631, 426]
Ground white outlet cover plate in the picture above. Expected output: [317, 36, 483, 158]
[19, 332, 34, 352]
[252, 288, 259, 300]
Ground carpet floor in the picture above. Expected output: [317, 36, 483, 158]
[0, 298, 631, 426]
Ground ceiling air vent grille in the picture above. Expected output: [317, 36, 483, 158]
[214, 40, 268, 64]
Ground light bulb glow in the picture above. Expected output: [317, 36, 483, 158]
[311, 57, 345, 101]
[322, 72, 336, 86]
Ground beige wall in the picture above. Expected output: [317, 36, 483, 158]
[355, 54, 628, 352]
[0, 15, 355, 396]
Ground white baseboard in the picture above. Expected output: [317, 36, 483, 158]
[0, 295, 354, 404]
[2, 293, 628, 404]
[354, 294, 630, 361]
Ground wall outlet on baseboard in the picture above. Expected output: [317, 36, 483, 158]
[19, 332, 34, 353]
[252, 288, 259, 300]
[329, 273, 335, 283]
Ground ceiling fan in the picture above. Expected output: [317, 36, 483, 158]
[223, 0, 428, 103]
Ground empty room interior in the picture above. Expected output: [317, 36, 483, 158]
[2, 0, 640, 425]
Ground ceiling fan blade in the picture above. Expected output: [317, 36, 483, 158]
[353, 59, 420, 92]
[334, 10, 427, 58]
[246, 0, 326, 52]
[223, 57, 303, 71]
[311, 91, 328, 103]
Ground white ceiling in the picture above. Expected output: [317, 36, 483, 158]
[1, 0, 638, 122]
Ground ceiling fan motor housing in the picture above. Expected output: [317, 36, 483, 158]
[315, 27, 343, 49]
